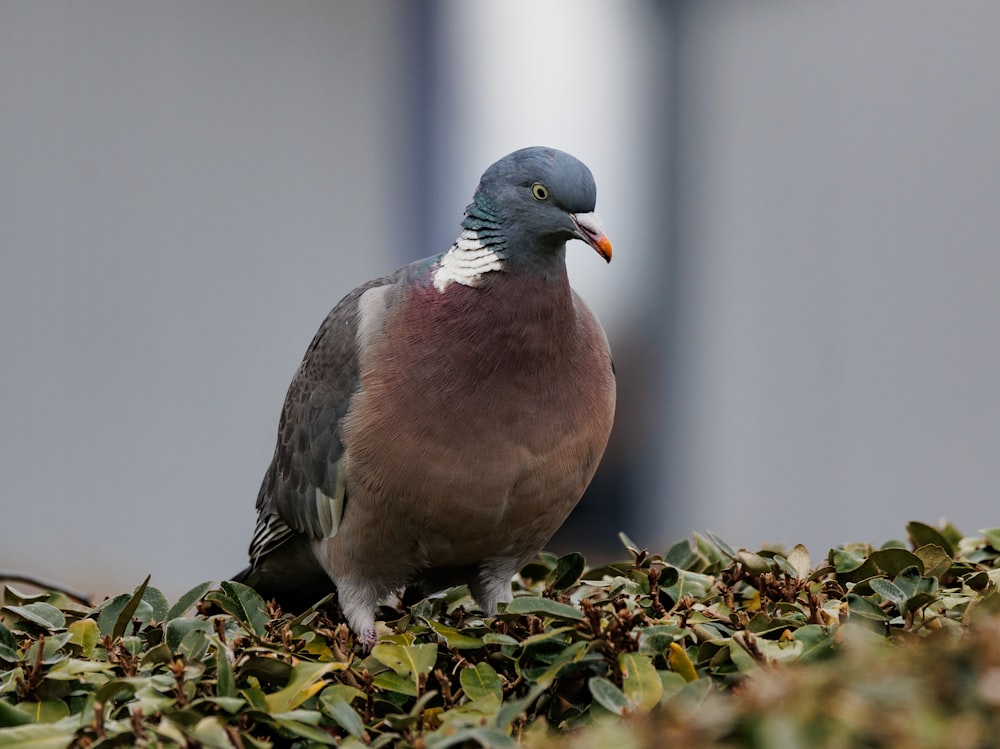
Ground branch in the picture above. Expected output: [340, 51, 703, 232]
[0, 571, 92, 606]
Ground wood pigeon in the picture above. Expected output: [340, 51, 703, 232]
[233, 147, 616, 647]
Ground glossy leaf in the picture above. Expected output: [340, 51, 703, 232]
[914, 544, 953, 579]
[620, 652, 662, 712]
[549, 552, 587, 592]
[460, 662, 503, 703]
[323, 696, 365, 739]
[869, 548, 924, 577]
[906, 521, 956, 557]
[213, 581, 268, 637]
[66, 619, 99, 658]
[503, 597, 585, 621]
[0, 700, 33, 728]
[0, 721, 77, 749]
[112, 575, 151, 639]
[589, 676, 632, 716]
[3, 520, 1000, 747]
[264, 661, 340, 713]
[167, 581, 214, 620]
[422, 618, 484, 650]
[371, 643, 438, 681]
[2, 603, 65, 632]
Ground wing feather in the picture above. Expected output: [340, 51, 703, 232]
[247, 268, 406, 565]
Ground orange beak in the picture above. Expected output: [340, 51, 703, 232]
[572, 212, 613, 262]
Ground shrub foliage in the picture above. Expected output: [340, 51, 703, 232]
[3, 520, 1000, 748]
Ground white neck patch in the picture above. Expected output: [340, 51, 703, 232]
[432, 229, 505, 293]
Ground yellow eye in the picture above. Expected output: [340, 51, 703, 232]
[531, 183, 550, 201]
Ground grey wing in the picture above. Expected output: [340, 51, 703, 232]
[248, 271, 402, 566]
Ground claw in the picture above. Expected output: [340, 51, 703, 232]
[357, 626, 378, 653]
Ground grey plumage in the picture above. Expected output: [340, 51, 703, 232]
[234, 147, 616, 647]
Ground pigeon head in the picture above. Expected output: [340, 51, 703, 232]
[463, 147, 612, 265]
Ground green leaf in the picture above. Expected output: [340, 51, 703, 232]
[588, 676, 632, 716]
[520, 626, 575, 649]
[869, 548, 925, 577]
[215, 640, 236, 699]
[735, 550, 772, 576]
[269, 712, 337, 744]
[208, 696, 246, 714]
[618, 531, 643, 557]
[215, 581, 269, 637]
[2, 586, 48, 606]
[892, 566, 923, 600]
[142, 587, 170, 623]
[829, 548, 879, 583]
[870, 578, 907, 611]
[460, 662, 503, 703]
[264, 661, 340, 713]
[0, 720, 76, 749]
[914, 544, 953, 579]
[0, 622, 18, 660]
[177, 627, 211, 662]
[502, 597, 584, 621]
[527, 640, 595, 688]
[0, 700, 33, 728]
[425, 727, 518, 748]
[664, 538, 699, 569]
[372, 669, 418, 697]
[906, 521, 956, 557]
[793, 624, 836, 662]
[95, 678, 139, 705]
[422, 618, 485, 650]
[726, 640, 757, 672]
[663, 569, 715, 602]
[619, 652, 662, 712]
[637, 625, 683, 655]
[13, 701, 69, 724]
[320, 684, 365, 707]
[112, 575, 151, 639]
[241, 655, 293, 689]
[770, 554, 799, 578]
[167, 581, 214, 619]
[847, 593, 890, 621]
[165, 617, 212, 653]
[2, 603, 65, 631]
[189, 716, 234, 749]
[981, 528, 1000, 550]
[371, 643, 438, 680]
[655, 566, 680, 588]
[323, 696, 366, 739]
[95, 594, 131, 637]
[705, 531, 738, 559]
[549, 552, 587, 592]
[66, 619, 99, 658]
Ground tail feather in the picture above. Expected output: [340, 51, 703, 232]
[228, 540, 334, 613]
[230, 565, 253, 584]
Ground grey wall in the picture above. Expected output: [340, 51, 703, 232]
[1, 2, 417, 598]
[664, 1, 1000, 551]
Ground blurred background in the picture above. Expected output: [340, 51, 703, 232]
[3, 1, 999, 600]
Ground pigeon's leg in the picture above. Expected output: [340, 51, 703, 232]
[336, 577, 383, 651]
[469, 559, 519, 615]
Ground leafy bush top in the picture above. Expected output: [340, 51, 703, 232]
[3, 520, 1000, 748]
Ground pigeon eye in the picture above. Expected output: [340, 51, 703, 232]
[531, 183, 550, 201]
